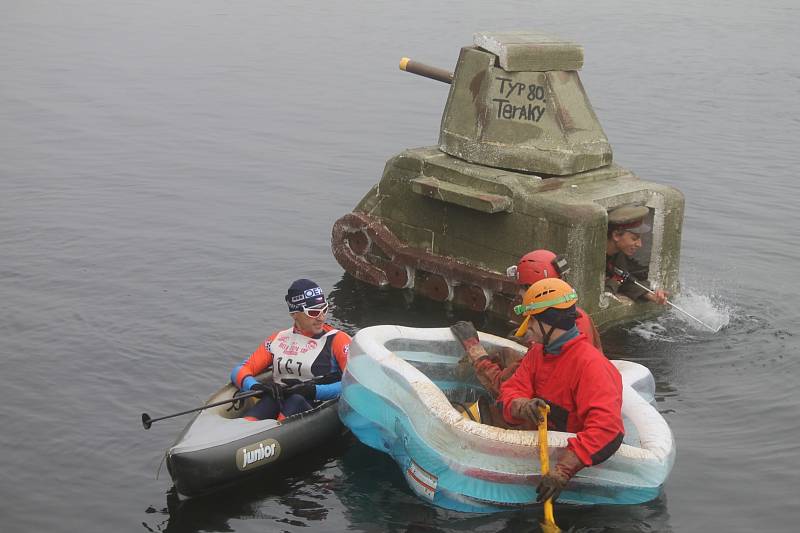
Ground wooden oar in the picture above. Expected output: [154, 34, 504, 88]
[538, 404, 561, 533]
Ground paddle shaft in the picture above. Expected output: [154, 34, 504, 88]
[538, 405, 559, 530]
[141, 390, 263, 429]
[612, 266, 719, 332]
[141, 372, 343, 429]
[628, 278, 719, 332]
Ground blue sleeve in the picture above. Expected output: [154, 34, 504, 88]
[230, 360, 258, 391]
[241, 376, 259, 391]
[314, 381, 342, 401]
[230, 363, 242, 386]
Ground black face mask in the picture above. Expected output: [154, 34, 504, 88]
[537, 305, 578, 331]
[537, 318, 555, 347]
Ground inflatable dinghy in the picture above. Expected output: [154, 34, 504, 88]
[165, 378, 342, 497]
[339, 325, 675, 512]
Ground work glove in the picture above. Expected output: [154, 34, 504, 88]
[451, 320, 479, 346]
[509, 397, 548, 425]
[495, 346, 524, 369]
[250, 381, 285, 401]
[450, 321, 489, 363]
[536, 448, 585, 503]
[284, 380, 316, 401]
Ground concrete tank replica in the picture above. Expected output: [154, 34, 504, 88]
[332, 31, 684, 329]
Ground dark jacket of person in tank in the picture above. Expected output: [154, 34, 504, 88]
[605, 205, 668, 305]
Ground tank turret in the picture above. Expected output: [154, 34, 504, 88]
[332, 31, 684, 329]
[441, 32, 611, 175]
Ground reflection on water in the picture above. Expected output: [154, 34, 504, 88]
[336, 442, 673, 533]
[327, 275, 513, 337]
[169, 435, 672, 532]
[146, 434, 351, 533]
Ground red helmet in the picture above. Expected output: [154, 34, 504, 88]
[514, 250, 570, 286]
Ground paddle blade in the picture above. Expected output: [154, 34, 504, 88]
[141, 413, 153, 430]
[540, 499, 561, 532]
[540, 519, 562, 533]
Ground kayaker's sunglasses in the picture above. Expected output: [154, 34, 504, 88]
[301, 302, 328, 318]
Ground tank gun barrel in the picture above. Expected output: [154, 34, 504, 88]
[399, 57, 453, 84]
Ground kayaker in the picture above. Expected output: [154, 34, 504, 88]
[230, 279, 351, 421]
[605, 204, 668, 304]
[497, 278, 624, 503]
[450, 249, 602, 399]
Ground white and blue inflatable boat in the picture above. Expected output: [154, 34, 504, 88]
[339, 325, 675, 513]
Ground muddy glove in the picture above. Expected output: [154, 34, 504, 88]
[250, 381, 285, 401]
[284, 381, 316, 401]
[509, 397, 548, 425]
[496, 347, 524, 369]
[450, 321, 489, 363]
[537, 448, 585, 503]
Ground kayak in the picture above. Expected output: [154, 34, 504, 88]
[339, 325, 675, 512]
[165, 377, 343, 497]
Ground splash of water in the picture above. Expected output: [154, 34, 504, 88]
[629, 287, 732, 340]
[629, 321, 675, 342]
[670, 291, 731, 332]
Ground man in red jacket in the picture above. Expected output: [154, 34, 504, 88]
[497, 278, 624, 503]
[450, 249, 602, 398]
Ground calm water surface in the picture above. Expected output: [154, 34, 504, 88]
[1, 1, 798, 532]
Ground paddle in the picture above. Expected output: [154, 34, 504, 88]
[141, 372, 343, 429]
[538, 404, 561, 533]
[141, 390, 264, 429]
[611, 267, 721, 332]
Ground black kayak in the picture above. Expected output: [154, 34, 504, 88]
[165, 381, 343, 497]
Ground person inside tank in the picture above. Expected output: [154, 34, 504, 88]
[605, 205, 668, 305]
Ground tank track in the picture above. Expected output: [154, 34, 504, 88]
[332, 212, 521, 316]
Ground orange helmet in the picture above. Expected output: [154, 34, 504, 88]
[513, 278, 578, 337]
[512, 250, 570, 286]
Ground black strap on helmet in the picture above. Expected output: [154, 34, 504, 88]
[553, 254, 570, 277]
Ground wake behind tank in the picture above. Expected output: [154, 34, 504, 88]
[332, 31, 684, 330]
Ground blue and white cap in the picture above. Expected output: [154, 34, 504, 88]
[285, 279, 326, 312]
